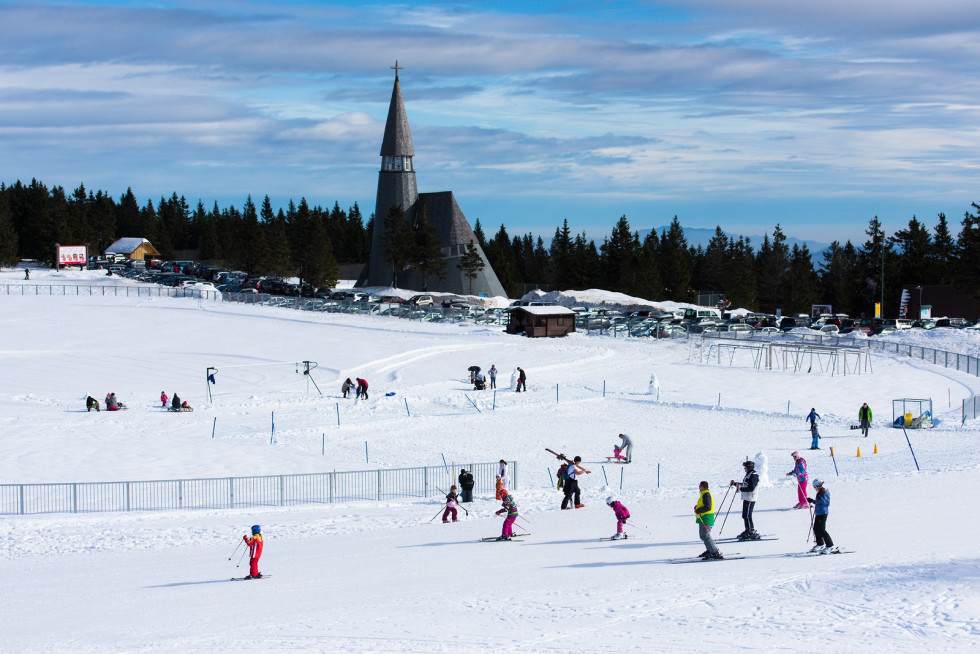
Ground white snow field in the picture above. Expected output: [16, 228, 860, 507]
[2, 267, 980, 653]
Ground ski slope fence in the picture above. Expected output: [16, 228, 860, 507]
[0, 461, 513, 516]
[963, 395, 980, 425]
[866, 339, 980, 378]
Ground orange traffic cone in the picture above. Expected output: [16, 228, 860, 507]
[856, 447, 862, 457]
[873, 443, 879, 454]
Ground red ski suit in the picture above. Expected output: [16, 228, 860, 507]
[243, 533, 263, 577]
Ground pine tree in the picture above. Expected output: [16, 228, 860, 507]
[457, 240, 485, 295]
[929, 212, 955, 285]
[0, 192, 19, 268]
[890, 216, 932, 286]
[548, 220, 574, 290]
[724, 236, 757, 310]
[755, 225, 790, 314]
[659, 216, 693, 302]
[380, 206, 415, 287]
[955, 203, 980, 293]
[409, 207, 447, 291]
[485, 224, 520, 297]
[786, 244, 820, 314]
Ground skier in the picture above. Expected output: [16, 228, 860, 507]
[458, 469, 474, 503]
[515, 367, 526, 392]
[242, 525, 264, 579]
[356, 378, 369, 400]
[442, 486, 460, 523]
[618, 433, 633, 463]
[560, 455, 590, 510]
[785, 451, 809, 508]
[488, 364, 498, 389]
[807, 479, 838, 553]
[605, 496, 630, 539]
[160, 391, 168, 408]
[86, 395, 100, 412]
[858, 402, 872, 437]
[695, 481, 723, 560]
[805, 408, 822, 449]
[341, 378, 353, 399]
[731, 460, 760, 540]
[495, 491, 518, 540]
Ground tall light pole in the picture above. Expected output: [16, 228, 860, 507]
[916, 285, 922, 319]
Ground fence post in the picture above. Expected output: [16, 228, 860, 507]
[279, 475, 285, 506]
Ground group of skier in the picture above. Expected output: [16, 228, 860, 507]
[802, 402, 873, 450]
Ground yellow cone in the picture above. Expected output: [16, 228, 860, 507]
[873, 443, 879, 454]
[856, 446, 862, 457]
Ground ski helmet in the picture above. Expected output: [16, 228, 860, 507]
[251, 525, 261, 535]
[812, 479, 824, 489]
[606, 496, 616, 505]
[791, 451, 800, 458]
[742, 460, 755, 471]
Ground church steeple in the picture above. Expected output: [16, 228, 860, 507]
[379, 61, 414, 171]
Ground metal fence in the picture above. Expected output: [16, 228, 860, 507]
[0, 461, 514, 516]
[867, 339, 980, 378]
[1, 283, 221, 300]
[963, 395, 980, 425]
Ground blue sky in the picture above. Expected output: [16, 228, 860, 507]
[2, 0, 978, 245]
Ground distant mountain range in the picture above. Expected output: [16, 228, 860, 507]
[638, 226, 830, 256]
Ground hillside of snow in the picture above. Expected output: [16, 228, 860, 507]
[2, 266, 980, 653]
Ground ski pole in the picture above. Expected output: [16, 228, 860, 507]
[717, 488, 738, 536]
[806, 502, 815, 543]
[625, 520, 651, 534]
[428, 506, 446, 522]
[435, 486, 468, 515]
[518, 515, 532, 526]
[717, 484, 733, 516]
[235, 545, 248, 568]
[228, 539, 244, 561]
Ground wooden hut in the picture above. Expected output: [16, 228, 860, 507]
[105, 238, 160, 262]
[506, 306, 576, 338]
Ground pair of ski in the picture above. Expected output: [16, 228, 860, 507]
[599, 534, 632, 541]
[670, 549, 854, 564]
[230, 574, 271, 581]
[716, 534, 778, 543]
[481, 533, 530, 542]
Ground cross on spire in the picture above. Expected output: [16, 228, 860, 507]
[391, 60, 403, 78]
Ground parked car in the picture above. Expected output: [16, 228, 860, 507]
[408, 294, 434, 306]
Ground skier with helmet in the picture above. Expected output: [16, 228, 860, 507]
[242, 525, 264, 579]
[731, 459, 761, 540]
[605, 496, 631, 540]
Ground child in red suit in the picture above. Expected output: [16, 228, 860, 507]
[243, 525, 263, 579]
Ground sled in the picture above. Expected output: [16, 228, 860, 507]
[605, 457, 628, 463]
[167, 406, 194, 412]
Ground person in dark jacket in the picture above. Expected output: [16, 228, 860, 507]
[695, 481, 722, 559]
[808, 479, 839, 553]
[805, 408, 822, 449]
[171, 393, 181, 410]
[516, 367, 526, 392]
[86, 395, 100, 412]
[731, 460, 760, 540]
[458, 469, 475, 503]
[858, 402, 872, 437]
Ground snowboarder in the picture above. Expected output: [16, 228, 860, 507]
[488, 365, 498, 389]
[807, 479, 838, 553]
[785, 451, 809, 508]
[356, 378, 369, 400]
[516, 367, 526, 392]
[806, 408, 822, 449]
[618, 433, 633, 463]
[242, 525, 264, 579]
[495, 491, 518, 540]
[442, 486, 460, 523]
[86, 395, 100, 412]
[458, 469, 474, 503]
[560, 455, 590, 510]
[731, 460, 760, 540]
[341, 378, 353, 399]
[858, 402, 872, 437]
[160, 391, 168, 408]
[695, 481, 723, 559]
[606, 496, 630, 539]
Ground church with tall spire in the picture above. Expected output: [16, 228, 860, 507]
[359, 63, 506, 298]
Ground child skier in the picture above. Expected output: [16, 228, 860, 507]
[695, 481, 722, 559]
[605, 496, 630, 539]
[242, 525, 264, 579]
[806, 408, 822, 449]
[160, 391, 168, 408]
[495, 492, 518, 540]
[786, 451, 809, 508]
[808, 480, 839, 553]
[442, 485, 460, 523]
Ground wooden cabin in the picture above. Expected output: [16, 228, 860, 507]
[506, 306, 576, 338]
